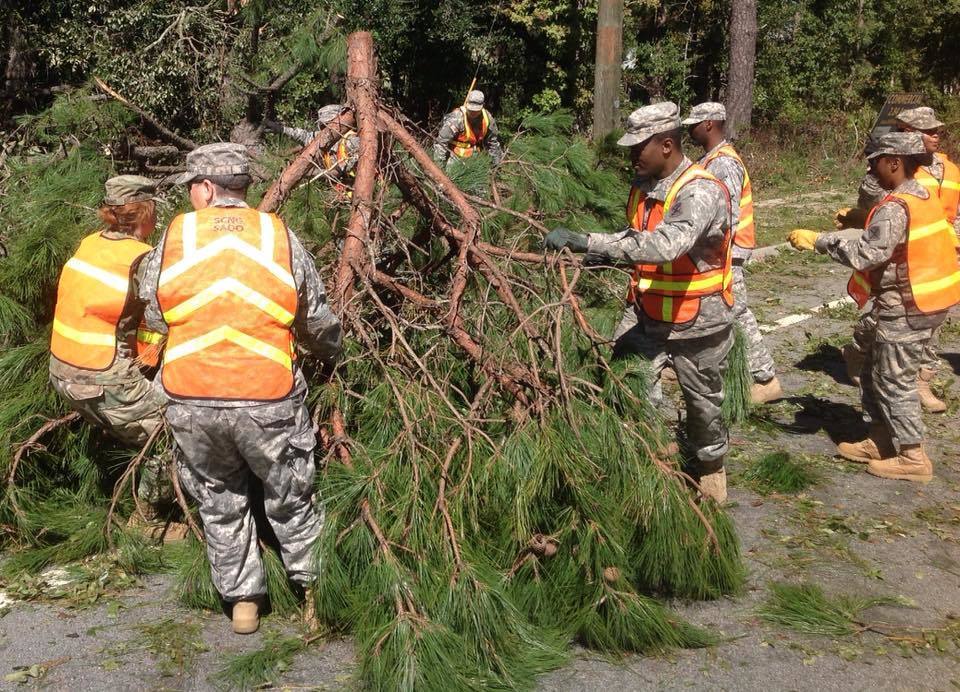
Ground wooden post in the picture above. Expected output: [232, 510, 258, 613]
[592, 0, 624, 142]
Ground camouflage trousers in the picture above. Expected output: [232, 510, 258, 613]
[613, 307, 732, 472]
[50, 374, 169, 504]
[860, 312, 944, 448]
[732, 264, 777, 383]
[164, 396, 323, 601]
[852, 309, 940, 371]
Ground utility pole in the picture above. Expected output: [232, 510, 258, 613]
[726, 0, 758, 139]
[592, 0, 624, 142]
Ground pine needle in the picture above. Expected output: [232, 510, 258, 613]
[758, 582, 905, 637]
[741, 452, 819, 494]
[722, 326, 752, 425]
[210, 633, 306, 691]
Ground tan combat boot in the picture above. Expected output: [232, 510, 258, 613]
[698, 468, 727, 504]
[303, 587, 319, 631]
[842, 344, 863, 386]
[917, 368, 947, 413]
[836, 423, 895, 463]
[232, 599, 260, 635]
[867, 444, 933, 483]
[751, 376, 784, 405]
[661, 366, 678, 384]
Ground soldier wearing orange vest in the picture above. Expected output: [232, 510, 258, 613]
[683, 102, 782, 405]
[49, 175, 173, 517]
[788, 133, 960, 483]
[269, 104, 359, 188]
[544, 102, 734, 503]
[138, 143, 342, 634]
[839, 106, 956, 411]
[433, 90, 504, 168]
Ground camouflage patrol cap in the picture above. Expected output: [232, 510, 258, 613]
[681, 101, 726, 126]
[103, 175, 157, 206]
[896, 106, 944, 131]
[465, 90, 485, 112]
[317, 104, 349, 126]
[617, 102, 681, 147]
[173, 142, 250, 185]
[866, 132, 926, 159]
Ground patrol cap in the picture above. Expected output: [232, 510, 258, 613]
[896, 106, 944, 131]
[174, 142, 250, 185]
[317, 104, 349, 126]
[465, 90, 485, 112]
[866, 132, 926, 159]
[103, 175, 157, 206]
[681, 101, 726, 126]
[617, 101, 681, 147]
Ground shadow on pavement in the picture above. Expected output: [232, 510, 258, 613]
[749, 394, 865, 445]
[794, 342, 852, 386]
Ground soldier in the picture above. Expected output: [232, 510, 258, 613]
[433, 90, 504, 168]
[683, 102, 782, 404]
[268, 104, 359, 189]
[138, 143, 343, 634]
[788, 133, 960, 483]
[49, 175, 174, 523]
[544, 102, 734, 503]
[838, 106, 956, 410]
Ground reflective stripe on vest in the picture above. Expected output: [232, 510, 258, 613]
[136, 323, 164, 368]
[156, 208, 299, 401]
[847, 190, 960, 313]
[704, 143, 755, 249]
[914, 155, 960, 224]
[625, 164, 734, 323]
[452, 107, 489, 159]
[50, 232, 151, 371]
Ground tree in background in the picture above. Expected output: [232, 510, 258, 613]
[592, 0, 624, 141]
[726, 0, 757, 138]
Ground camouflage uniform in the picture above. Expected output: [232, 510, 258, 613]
[49, 176, 170, 505]
[276, 105, 359, 180]
[586, 145, 733, 472]
[433, 90, 504, 168]
[139, 145, 342, 601]
[815, 177, 947, 448]
[697, 139, 776, 383]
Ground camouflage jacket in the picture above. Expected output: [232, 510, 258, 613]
[433, 108, 504, 166]
[816, 178, 946, 330]
[137, 198, 343, 407]
[584, 156, 734, 341]
[280, 125, 360, 178]
[700, 140, 750, 260]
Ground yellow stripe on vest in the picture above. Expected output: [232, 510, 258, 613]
[635, 273, 726, 292]
[911, 271, 960, 296]
[161, 277, 295, 325]
[64, 258, 130, 293]
[164, 325, 292, 368]
[737, 213, 754, 231]
[136, 328, 164, 344]
[909, 218, 953, 241]
[53, 318, 116, 347]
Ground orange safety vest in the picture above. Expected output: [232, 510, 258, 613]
[847, 189, 960, 313]
[451, 107, 489, 159]
[914, 153, 960, 225]
[51, 232, 161, 370]
[321, 130, 357, 176]
[156, 207, 299, 401]
[703, 143, 755, 249]
[626, 164, 734, 324]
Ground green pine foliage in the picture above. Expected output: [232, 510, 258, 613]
[722, 326, 752, 425]
[742, 452, 820, 495]
[759, 582, 905, 637]
[211, 633, 307, 691]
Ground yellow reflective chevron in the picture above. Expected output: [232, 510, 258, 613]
[64, 257, 130, 293]
[163, 325, 292, 369]
[161, 277, 295, 326]
[53, 318, 116, 347]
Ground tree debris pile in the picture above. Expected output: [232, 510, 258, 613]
[0, 31, 744, 691]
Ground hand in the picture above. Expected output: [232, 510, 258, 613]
[833, 207, 868, 230]
[787, 229, 820, 251]
[833, 207, 852, 229]
[543, 227, 588, 253]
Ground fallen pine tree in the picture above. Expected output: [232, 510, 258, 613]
[0, 30, 746, 691]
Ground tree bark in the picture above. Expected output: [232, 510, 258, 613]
[591, 0, 624, 142]
[332, 32, 379, 312]
[726, 0, 758, 139]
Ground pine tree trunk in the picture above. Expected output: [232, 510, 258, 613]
[592, 0, 623, 142]
[726, 0, 757, 139]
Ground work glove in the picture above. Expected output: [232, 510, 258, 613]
[787, 229, 820, 252]
[543, 227, 588, 253]
[833, 206, 868, 230]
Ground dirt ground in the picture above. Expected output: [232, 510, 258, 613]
[2, 192, 960, 690]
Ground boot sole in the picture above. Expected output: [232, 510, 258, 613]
[920, 406, 947, 414]
[837, 451, 873, 464]
[866, 468, 932, 483]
